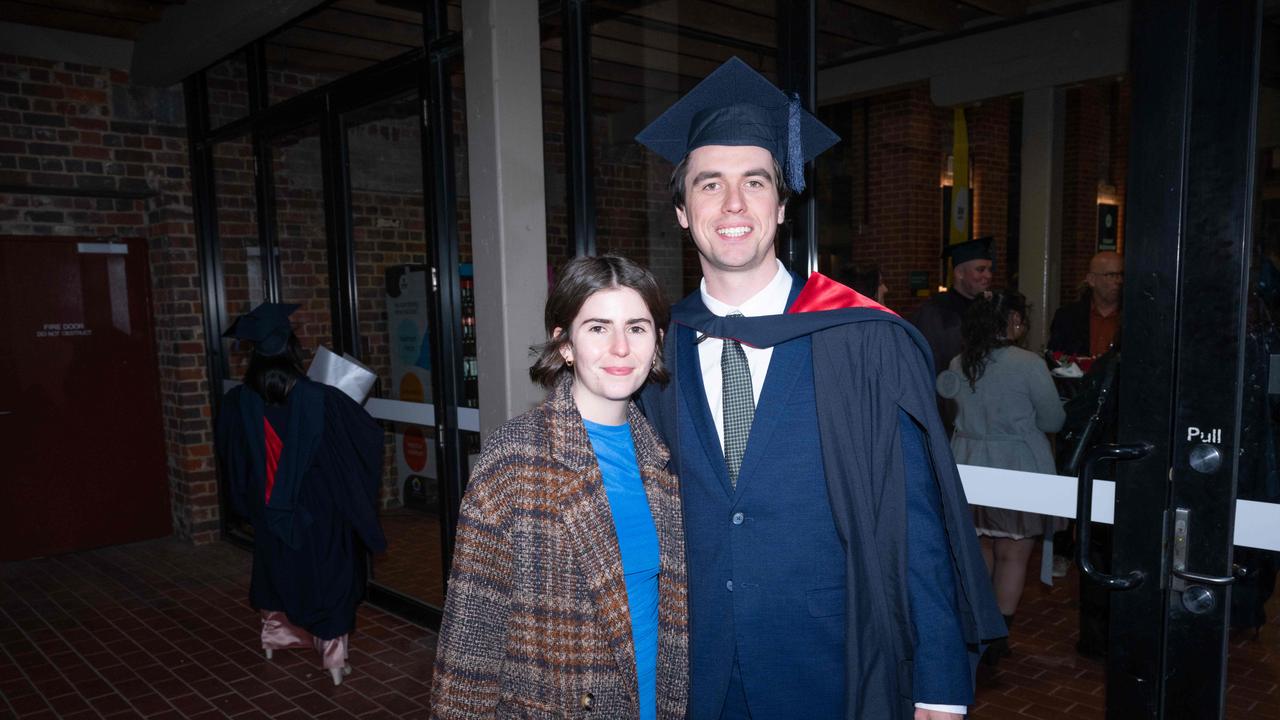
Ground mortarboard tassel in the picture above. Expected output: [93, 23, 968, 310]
[787, 93, 805, 193]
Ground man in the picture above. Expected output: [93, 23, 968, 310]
[912, 238, 995, 377]
[1049, 250, 1123, 357]
[636, 57, 1003, 720]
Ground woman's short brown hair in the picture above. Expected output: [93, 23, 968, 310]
[529, 255, 671, 390]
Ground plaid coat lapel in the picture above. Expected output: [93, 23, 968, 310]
[546, 376, 640, 709]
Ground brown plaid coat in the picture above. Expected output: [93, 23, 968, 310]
[430, 376, 689, 719]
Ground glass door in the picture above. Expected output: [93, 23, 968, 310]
[338, 90, 449, 609]
[1083, 2, 1278, 717]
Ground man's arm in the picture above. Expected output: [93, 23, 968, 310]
[899, 409, 972, 713]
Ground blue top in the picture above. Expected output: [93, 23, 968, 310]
[583, 419, 660, 720]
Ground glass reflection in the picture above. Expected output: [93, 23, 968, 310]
[343, 92, 446, 608]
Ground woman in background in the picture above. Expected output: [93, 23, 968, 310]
[216, 302, 386, 685]
[937, 290, 1065, 666]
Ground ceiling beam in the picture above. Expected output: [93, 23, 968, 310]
[0, 20, 134, 69]
[819, 0, 903, 47]
[849, 0, 962, 31]
[131, 0, 328, 86]
[296, 8, 422, 47]
[11, 0, 170, 24]
[0, 1, 144, 40]
[268, 26, 410, 63]
[957, 0, 1028, 17]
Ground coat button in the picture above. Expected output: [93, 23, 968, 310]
[731, 511, 744, 525]
[579, 692, 594, 711]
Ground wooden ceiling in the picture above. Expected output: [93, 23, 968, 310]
[0, 0, 188, 40]
[8, 0, 1112, 107]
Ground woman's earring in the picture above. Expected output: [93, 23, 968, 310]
[565, 358, 573, 367]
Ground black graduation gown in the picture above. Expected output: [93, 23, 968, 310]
[645, 299, 1005, 718]
[216, 378, 387, 640]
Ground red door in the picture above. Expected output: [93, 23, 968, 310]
[0, 236, 171, 560]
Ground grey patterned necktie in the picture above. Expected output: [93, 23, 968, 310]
[721, 312, 754, 488]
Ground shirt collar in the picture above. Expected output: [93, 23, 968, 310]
[700, 259, 793, 318]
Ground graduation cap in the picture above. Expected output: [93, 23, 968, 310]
[635, 57, 839, 193]
[223, 302, 299, 357]
[943, 236, 995, 268]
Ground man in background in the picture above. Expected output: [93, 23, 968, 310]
[912, 237, 995, 376]
[1049, 250, 1123, 357]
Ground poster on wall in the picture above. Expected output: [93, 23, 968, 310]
[386, 264, 436, 511]
[1097, 203, 1119, 252]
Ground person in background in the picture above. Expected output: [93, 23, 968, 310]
[937, 290, 1065, 667]
[913, 237, 996, 377]
[216, 302, 387, 686]
[430, 255, 687, 720]
[1048, 250, 1123, 357]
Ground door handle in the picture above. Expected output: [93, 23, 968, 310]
[1075, 442, 1154, 590]
[1170, 507, 1245, 586]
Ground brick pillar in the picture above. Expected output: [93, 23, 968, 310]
[860, 83, 943, 317]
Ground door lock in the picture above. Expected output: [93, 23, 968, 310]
[1180, 585, 1216, 614]
[1187, 442, 1222, 474]
[1170, 507, 1239, 601]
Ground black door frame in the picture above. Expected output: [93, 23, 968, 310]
[1107, 0, 1262, 717]
[188, 2, 464, 629]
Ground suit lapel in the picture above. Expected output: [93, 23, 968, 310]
[733, 334, 805, 493]
[731, 278, 806, 494]
[676, 322, 734, 498]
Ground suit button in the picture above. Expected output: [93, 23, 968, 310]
[731, 511, 744, 525]
[726, 579, 734, 591]
[579, 692, 594, 711]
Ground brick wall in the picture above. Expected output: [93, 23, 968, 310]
[826, 80, 1122, 319]
[1060, 77, 1130, 305]
[855, 83, 945, 317]
[0, 53, 219, 544]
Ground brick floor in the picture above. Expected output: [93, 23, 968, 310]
[970, 547, 1280, 720]
[372, 510, 445, 608]
[2, 538, 1276, 718]
[1, 539, 435, 719]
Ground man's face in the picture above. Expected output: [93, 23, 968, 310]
[952, 259, 993, 298]
[1086, 252, 1124, 306]
[675, 144, 786, 281]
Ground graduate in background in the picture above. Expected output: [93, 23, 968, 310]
[216, 302, 386, 686]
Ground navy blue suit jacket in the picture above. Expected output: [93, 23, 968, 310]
[641, 283, 1003, 718]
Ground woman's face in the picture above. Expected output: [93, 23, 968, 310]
[556, 286, 657, 423]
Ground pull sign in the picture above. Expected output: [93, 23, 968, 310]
[1186, 427, 1222, 443]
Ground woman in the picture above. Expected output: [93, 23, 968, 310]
[216, 302, 386, 686]
[937, 290, 1065, 665]
[431, 256, 687, 720]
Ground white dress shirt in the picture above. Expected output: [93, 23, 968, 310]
[696, 260, 792, 452]
[696, 261, 967, 718]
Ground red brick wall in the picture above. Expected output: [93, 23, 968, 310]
[0, 53, 219, 544]
[827, 80, 1123, 319]
[855, 83, 944, 317]
[1060, 77, 1130, 305]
